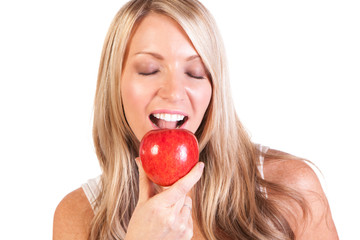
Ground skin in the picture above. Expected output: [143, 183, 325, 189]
[264, 150, 338, 239]
[53, 13, 338, 240]
[121, 13, 212, 141]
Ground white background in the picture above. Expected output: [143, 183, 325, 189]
[0, 0, 358, 239]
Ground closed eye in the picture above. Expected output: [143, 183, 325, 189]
[186, 72, 205, 79]
[138, 70, 159, 76]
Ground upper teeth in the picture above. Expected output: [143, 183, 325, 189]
[153, 113, 185, 122]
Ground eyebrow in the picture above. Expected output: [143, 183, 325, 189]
[186, 55, 200, 61]
[135, 51, 164, 60]
[134, 51, 200, 61]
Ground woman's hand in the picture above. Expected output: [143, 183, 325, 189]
[125, 158, 204, 240]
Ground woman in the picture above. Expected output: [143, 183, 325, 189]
[53, 0, 338, 239]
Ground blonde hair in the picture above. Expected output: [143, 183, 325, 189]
[91, 0, 308, 239]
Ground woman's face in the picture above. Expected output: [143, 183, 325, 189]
[121, 13, 212, 141]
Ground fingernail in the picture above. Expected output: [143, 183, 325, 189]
[198, 162, 204, 171]
[135, 157, 142, 167]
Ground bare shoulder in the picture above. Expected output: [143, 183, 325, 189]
[263, 149, 319, 191]
[263, 149, 339, 240]
[53, 188, 94, 240]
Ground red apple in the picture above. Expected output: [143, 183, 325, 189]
[139, 129, 199, 186]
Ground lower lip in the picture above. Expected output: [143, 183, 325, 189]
[150, 120, 160, 129]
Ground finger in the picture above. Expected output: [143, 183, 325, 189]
[188, 212, 193, 227]
[179, 196, 192, 219]
[187, 215, 193, 238]
[185, 210, 194, 239]
[135, 157, 155, 203]
[183, 211, 193, 240]
[172, 195, 186, 213]
[157, 162, 204, 206]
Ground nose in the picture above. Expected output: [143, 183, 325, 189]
[158, 73, 186, 102]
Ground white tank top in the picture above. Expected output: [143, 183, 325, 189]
[82, 175, 101, 211]
[82, 145, 269, 212]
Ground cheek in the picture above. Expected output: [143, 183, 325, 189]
[121, 80, 135, 114]
[189, 81, 212, 123]
[122, 73, 154, 110]
[121, 77, 148, 124]
[121, 78, 147, 140]
[197, 82, 212, 113]
[122, 80, 141, 107]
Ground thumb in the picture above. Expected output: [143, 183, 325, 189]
[135, 157, 155, 203]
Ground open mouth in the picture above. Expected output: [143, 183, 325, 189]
[149, 113, 188, 129]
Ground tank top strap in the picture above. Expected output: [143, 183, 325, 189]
[256, 144, 269, 180]
[81, 175, 101, 211]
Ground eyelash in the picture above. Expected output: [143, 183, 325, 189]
[138, 70, 204, 80]
[139, 70, 159, 76]
[186, 72, 204, 80]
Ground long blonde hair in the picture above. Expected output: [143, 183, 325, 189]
[91, 0, 308, 239]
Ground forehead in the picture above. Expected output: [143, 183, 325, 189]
[127, 13, 197, 56]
